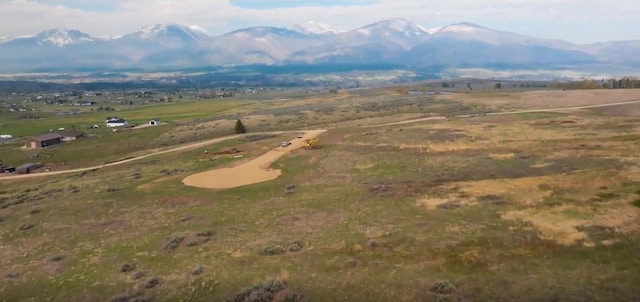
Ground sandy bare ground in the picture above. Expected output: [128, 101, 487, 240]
[182, 130, 326, 189]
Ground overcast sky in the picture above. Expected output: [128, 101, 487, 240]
[0, 0, 638, 44]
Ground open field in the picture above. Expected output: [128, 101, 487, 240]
[1, 87, 640, 301]
[447, 89, 640, 112]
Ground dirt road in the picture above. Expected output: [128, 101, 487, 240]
[170, 99, 640, 189]
[2, 97, 639, 183]
[372, 99, 640, 127]
[182, 130, 326, 189]
[0, 132, 286, 180]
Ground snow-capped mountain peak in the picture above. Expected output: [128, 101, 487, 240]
[35, 29, 94, 47]
[431, 22, 575, 48]
[289, 21, 343, 35]
[129, 23, 209, 41]
[0, 18, 633, 74]
[134, 24, 171, 39]
[386, 18, 424, 32]
[438, 22, 486, 34]
[426, 26, 443, 35]
[356, 18, 427, 37]
[188, 25, 208, 34]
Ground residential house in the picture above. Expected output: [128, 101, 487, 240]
[106, 117, 128, 128]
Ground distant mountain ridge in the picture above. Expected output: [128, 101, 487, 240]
[288, 21, 343, 35]
[0, 18, 639, 74]
[121, 24, 209, 43]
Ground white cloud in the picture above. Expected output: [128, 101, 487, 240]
[0, 0, 638, 43]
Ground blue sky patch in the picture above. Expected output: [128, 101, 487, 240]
[33, 0, 117, 13]
[230, 0, 378, 9]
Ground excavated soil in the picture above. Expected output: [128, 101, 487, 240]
[182, 130, 326, 189]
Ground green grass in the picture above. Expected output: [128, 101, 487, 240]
[0, 99, 253, 137]
[464, 92, 516, 99]
[596, 192, 620, 200]
[609, 134, 640, 142]
[512, 111, 567, 120]
[1, 89, 640, 301]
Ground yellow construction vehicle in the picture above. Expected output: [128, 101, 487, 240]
[303, 138, 319, 149]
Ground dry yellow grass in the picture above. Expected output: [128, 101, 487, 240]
[502, 205, 592, 246]
[455, 176, 554, 205]
[415, 166, 640, 247]
[446, 89, 640, 110]
[487, 153, 515, 160]
[502, 202, 640, 246]
[416, 195, 460, 211]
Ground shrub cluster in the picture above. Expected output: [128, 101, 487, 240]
[228, 279, 304, 302]
[163, 236, 184, 253]
[263, 241, 304, 256]
[120, 263, 136, 273]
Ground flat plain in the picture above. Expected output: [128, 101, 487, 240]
[1, 87, 640, 302]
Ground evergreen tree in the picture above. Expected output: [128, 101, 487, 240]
[235, 119, 246, 134]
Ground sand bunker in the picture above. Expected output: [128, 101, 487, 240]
[183, 130, 326, 189]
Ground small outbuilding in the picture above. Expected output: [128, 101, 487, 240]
[54, 129, 84, 142]
[25, 133, 62, 149]
[16, 163, 37, 174]
[148, 119, 160, 126]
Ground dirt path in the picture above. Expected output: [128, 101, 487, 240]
[371, 99, 640, 127]
[2, 97, 639, 183]
[182, 130, 326, 189]
[0, 132, 288, 180]
[181, 98, 640, 189]
[486, 99, 640, 115]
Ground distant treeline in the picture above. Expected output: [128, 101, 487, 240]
[2, 75, 639, 94]
[600, 78, 640, 89]
[0, 80, 176, 94]
[549, 78, 640, 90]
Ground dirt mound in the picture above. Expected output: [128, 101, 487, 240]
[183, 130, 326, 189]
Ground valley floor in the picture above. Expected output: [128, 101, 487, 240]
[1, 88, 640, 301]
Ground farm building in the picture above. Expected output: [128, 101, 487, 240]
[148, 119, 160, 126]
[54, 129, 84, 141]
[16, 163, 37, 174]
[25, 133, 62, 149]
[106, 117, 128, 127]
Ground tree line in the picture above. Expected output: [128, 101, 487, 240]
[549, 78, 640, 90]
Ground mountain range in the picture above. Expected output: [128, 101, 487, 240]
[1, 18, 639, 74]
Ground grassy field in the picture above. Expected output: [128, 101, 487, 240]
[1, 88, 640, 301]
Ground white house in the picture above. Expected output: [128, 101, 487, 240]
[105, 117, 128, 128]
[0, 134, 13, 139]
